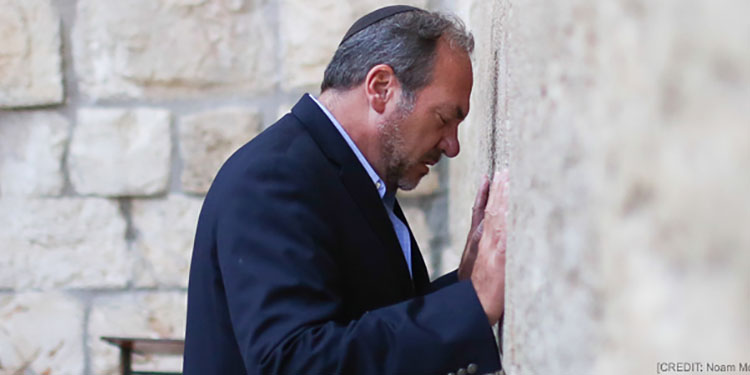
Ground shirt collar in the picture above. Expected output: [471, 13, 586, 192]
[309, 94, 387, 199]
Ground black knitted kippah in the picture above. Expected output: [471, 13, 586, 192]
[339, 5, 423, 46]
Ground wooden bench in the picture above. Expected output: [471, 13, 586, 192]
[101, 336, 184, 375]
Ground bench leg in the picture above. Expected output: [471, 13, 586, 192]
[120, 346, 132, 375]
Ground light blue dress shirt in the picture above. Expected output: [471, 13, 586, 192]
[309, 94, 413, 278]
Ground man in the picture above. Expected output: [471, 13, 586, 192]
[184, 5, 509, 375]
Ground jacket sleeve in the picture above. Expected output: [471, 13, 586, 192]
[216, 156, 501, 375]
[428, 269, 459, 293]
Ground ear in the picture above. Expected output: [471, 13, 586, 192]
[364, 64, 399, 114]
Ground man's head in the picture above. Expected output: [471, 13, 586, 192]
[320, 7, 474, 191]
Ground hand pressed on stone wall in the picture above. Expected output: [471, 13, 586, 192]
[462, 170, 510, 326]
[458, 174, 491, 281]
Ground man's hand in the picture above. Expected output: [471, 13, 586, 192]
[470, 170, 509, 326]
[457, 174, 490, 281]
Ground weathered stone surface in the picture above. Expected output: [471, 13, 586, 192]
[444, 0, 480, 29]
[401, 206, 435, 277]
[131, 195, 203, 287]
[0, 293, 84, 374]
[69, 108, 171, 197]
[591, 1, 750, 372]
[72, 0, 276, 100]
[0, 0, 63, 107]
[0, 111, 68, 197]
[178, 107, 261, 194]
[447, 0, 497, 268]
[452, 0, 750, 374]
[278, 0, 428, 90]
[89, 292, 187, 375]
[397, 169, 440, 198]
[0, 198, 130, 289]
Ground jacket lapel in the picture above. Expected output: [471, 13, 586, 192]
[290, 95, 414, 296]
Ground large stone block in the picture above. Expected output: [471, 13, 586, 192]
[0, 198, 130, 289]
[0, 0, 63, 107]
[69, 108, 171, 197]
[0, 293, 84, 374]
[131, 195, 203, 287]
[0, 111, 68, 197]
[72, 0, 276, 100]
[178, 107, 261, 194]
[456, 0, 750, 374]
[591, 1, 750, 372]
[88, 292, 187, 375]
[278, 0, 427, 90]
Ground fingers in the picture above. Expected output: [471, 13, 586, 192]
[471, 170, 510, 325]
[471, 174, 490, 226]
[486, 169, 509, 210]
[473, 174, 490, 209]
[482, 169, 510, 250]
[499, 170, 509, 215]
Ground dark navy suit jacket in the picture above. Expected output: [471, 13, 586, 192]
[183, 95, 501, 374]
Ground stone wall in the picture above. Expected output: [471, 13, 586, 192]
[0, 1, 455, 374]
[450, 0, 750, 374]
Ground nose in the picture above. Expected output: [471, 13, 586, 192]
[440, 125, 460, 158]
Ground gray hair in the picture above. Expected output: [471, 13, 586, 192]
[320, 10, 474, 102]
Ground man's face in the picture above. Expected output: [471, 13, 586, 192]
[378, 40, 474, 191]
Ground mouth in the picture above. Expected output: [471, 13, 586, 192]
[418, 152, 441, 174]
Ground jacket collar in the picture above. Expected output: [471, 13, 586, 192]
[290, 94, 423, 296]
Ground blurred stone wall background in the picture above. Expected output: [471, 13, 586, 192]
[2, 0, 749, 374]
[0, 0, 456, 373]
